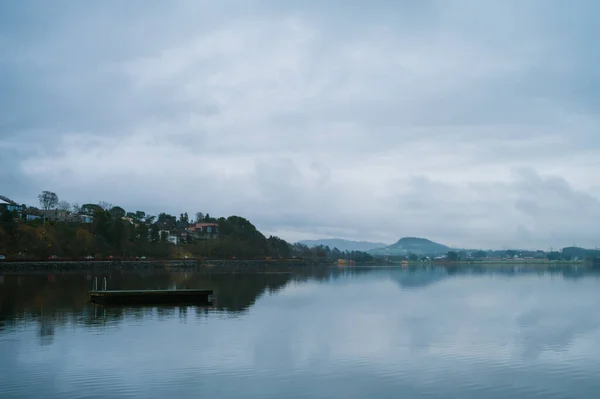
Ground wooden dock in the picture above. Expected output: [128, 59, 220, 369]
[90, 289, 213, 305]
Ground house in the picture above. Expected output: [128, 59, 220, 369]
[73, 214, 94, 224]
[44, 210, 71, 222]
[156, 229, 179, 245]
[1, 196, 39, 220]
[42, 210, 93, 223]
[0, 198, 11, 210]
[156, 219, 176, 232]
[188, 222, 219, 239]
[0, 196, 19, 213]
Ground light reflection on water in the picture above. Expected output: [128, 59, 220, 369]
[1, 266, 600, 398]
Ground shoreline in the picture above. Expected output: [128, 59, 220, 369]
[0, 259, 595, 273]
[0, 258, 335, 272]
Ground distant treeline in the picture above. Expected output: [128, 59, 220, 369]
[385, 248, 599, 262]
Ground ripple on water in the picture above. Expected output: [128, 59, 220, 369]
[3, 269, 600, 398]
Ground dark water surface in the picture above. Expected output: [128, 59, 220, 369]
[1, 266, 600, 398]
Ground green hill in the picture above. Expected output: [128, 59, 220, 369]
[369, 237, 450, 256]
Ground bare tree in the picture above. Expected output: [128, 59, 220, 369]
[38, 191, 59, 224]
[72, 202, 81, 215]
[98, 201, 112, 211]
[58, 200, 71, 212]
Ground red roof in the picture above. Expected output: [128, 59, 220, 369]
[194, 223, 219, 227]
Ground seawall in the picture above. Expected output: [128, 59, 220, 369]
[0, 259, 335, 273]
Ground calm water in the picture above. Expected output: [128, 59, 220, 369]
[1, 266, 600, 398]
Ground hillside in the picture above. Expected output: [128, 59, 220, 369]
[369, 237, 451, 256]
[298, 238, 388, 252]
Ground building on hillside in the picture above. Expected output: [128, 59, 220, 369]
[156, 229, 179, 245]
[1, 197, 38, 220]
[157, 230, 179, 245]
[0, 196, 19, 212]
[44, 210, 71, 222]
[156, 220, 176, 232]
[73, 214, 94, 224]
[0, 198, 11, 211]
[43, 210, 93, 223]
[188, 222, 219, 239]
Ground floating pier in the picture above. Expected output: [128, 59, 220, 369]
[90, 289, 213, 305]
[90, 278, 213, 305]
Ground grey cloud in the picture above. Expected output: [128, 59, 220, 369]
[1, 1, 600, 248]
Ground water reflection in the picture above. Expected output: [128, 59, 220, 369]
[1, 265, 598, 335]
[2, 265, 600, 399]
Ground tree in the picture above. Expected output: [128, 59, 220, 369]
[38, 191, 59, 224]
[313, 245, 327, 258]
[195, 212, 204, 223]
[160, 230, 169, 243]
[20, 206, 28, 221]
[331, 247, 342, 259]
[505, 250, 517, 259]
[98, 201, 112, 211]
[2, 191, 311, 261]
[135, 211, 146, 221]
[150, 224, 160, 243]
[110, 206, 126, 219]
[74, 228, 94, 256]
[447, 251, 459, 262]
[473, 250, 487, 259]
[547, 251, 562, 261]
[157, 213, 176, 230]
[179, 213, 189, 224]
[408, 253, 419, 261]
[58, 201, 71, 212]
[81, 204, 102, 216]
[0, 209, 18, 237]
[267, 235, 291, 258]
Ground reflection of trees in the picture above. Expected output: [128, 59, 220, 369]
[0, 274, 91, 336]
[2, 266, 599, 333]
[0, 269, 299, 332]
[39, 316, 55, 346]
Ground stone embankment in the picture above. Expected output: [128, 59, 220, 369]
[0, 258, 335, 272]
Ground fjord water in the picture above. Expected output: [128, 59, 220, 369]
[1, 267, 600, 399]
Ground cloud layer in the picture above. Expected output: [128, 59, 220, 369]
[1, 0, 599, 248]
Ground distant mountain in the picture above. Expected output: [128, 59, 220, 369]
[369, 237, 451, 256]
[298, 238, 388, 252]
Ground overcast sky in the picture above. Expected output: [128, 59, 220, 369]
[1, 0, 599, 249]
